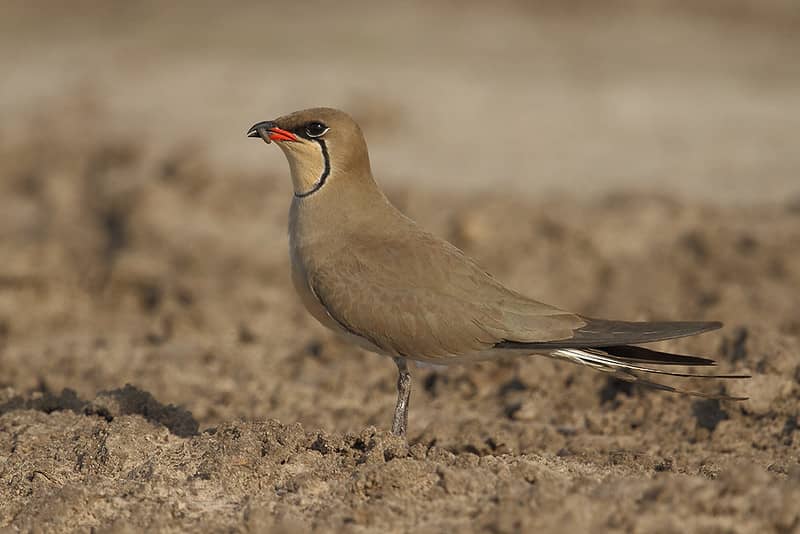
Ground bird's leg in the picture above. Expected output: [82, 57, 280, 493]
[391, 357, 411, 437]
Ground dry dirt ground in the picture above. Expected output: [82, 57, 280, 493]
[1, 2, 800, 533]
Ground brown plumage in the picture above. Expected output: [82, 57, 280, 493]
[247, 107, 748, 437]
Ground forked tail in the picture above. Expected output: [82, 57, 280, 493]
[550, 345, 750, 400]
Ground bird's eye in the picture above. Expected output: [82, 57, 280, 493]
[305, 122, 329, 138]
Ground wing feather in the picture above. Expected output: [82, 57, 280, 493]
[304, 228, 584, 360]
[496, 318, 722, 349]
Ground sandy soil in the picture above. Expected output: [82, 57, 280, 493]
[1, 2, 799, 533]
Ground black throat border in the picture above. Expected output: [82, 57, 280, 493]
[295, 139, 331, 198]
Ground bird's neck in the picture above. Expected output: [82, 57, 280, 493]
[289, 170, 403, 241]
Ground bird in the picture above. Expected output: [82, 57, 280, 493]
[247, 107, 748, 438]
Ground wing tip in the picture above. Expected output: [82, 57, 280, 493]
[495, 318, 725, 351]
[600, 345, 719, 367]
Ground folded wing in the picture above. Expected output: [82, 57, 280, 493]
[495, 318, 722, 349]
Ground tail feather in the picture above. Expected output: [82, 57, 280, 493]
[551, 347, 749, 400]
[609, 370, 748, 400]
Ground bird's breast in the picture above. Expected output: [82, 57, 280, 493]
[288, 229, 335, 327]
[289, 242, 389, 355]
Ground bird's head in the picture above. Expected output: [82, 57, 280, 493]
[248, 107, 371, 198]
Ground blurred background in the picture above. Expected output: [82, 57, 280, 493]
[1, 2, 799, 530]
[3, 0, 799, 200]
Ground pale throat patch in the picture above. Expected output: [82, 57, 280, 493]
[284, 140, 330, 197]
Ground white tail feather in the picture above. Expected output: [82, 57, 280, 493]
[550, 348, 748, 400]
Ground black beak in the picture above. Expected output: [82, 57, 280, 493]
[247, 120, 277, 142]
